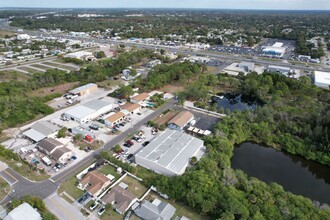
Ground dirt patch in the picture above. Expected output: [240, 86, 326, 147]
[29, 82, 80, 97]
[153, 110, 179, 125]
[159, 84, 185, 94]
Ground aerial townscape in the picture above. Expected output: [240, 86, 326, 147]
[0, 0, 329, 220]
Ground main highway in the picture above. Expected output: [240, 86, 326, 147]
[1, 19, 330, 73]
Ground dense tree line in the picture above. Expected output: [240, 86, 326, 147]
[217, 73, 330, 165]
[134, 61, 204, 92]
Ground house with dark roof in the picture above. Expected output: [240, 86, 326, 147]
[134, 198, 176, 220]
[78, 170, 111, 197]
[102, 185, 137, 215]
[168, 111, 194, 131]
[37, 138, 63, 155]
[51, 147, 72, 163]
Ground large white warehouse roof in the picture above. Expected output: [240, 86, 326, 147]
[135, 130, 204, 176]
[315, 71, 330, 88]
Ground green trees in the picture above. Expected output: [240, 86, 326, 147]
[95, 51, 106, 59]
[57, 127, 67, 138]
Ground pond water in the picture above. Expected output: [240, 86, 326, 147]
[231, 142, 330, 204]
[212, 93, 258, 112]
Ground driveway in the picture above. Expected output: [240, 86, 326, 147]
[44, 193, 86, 220]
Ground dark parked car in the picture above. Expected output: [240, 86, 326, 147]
[55, 163, 62, 169]
[127, 154, 134, 160]
[71, 155, 77, 160]
[89, 125, 99, 130]
[142, 141, 150, 146]
[78, 194, 90, 204]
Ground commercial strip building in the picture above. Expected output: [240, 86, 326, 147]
[262, 42, 286, 58]
[23, 121, 60, 142]
[168, 111, 194, 131]
[267, 65, 291, 76]
[135, 130, 205, 176]
[63, 99, 112, 123]
[314, 71, 330, 89]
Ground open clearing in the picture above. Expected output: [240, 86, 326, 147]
[29, 82, 80, 97]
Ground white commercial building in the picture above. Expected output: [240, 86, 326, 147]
[314, 71, 330, 88]
[262, 42, 286, 58]
[63, 99, 112, 123]
[16, 34, 30, 40]
[64, 51, 93, 60]
[267, 65, 291, 76]
[135, 130, 205, 176]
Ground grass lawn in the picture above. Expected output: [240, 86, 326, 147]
[159, 84, 185, 94]
[122, 175, 148, 198]
[146, 192, 211, 220]
[101, 208, 122, 220]
[0, 176, 10, 201]
[207, 66, 220, 74]
[58, 174, 84, 200]
[28, 82, 79, 97]
[30, 64, 52, 70]
[17, 66, 43, 73]
[96, 80, 123, 90]
[98, 165, 121, 179]
[1, 157, 50, 181]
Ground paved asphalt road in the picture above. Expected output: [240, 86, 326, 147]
[0, 99, 175, 207]
[44, 193, 86, 220]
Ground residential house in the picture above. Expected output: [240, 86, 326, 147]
[51, 147, 72, 163]
[134, 199, 176, 220]
[101, 185, 137, 215]
[104, 112, 126, 127]
[120, 103, 141, 114]
[130, 93, 150, 104]
[78, 170, 111, 197]
[37, 138, 63, 155]
[168, 111, 194, 131]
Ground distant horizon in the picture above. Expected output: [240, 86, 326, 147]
[1, 7, 330, 12]
[1, 0, 330, 11]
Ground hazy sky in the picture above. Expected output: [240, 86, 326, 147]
[1, 0, 330, 10]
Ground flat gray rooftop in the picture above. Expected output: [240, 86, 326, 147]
[136, 130, 204, 175]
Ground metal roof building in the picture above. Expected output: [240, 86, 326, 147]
[63, 99, 112, 123]
[135, 130, 204, 176]
[314, 71, 330, 88]
[22, 121, 60, 142]
[4, 203, 41, 220]
[69, 83, 98, 96]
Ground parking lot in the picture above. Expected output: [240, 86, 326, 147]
[209, 38, 297, 60]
